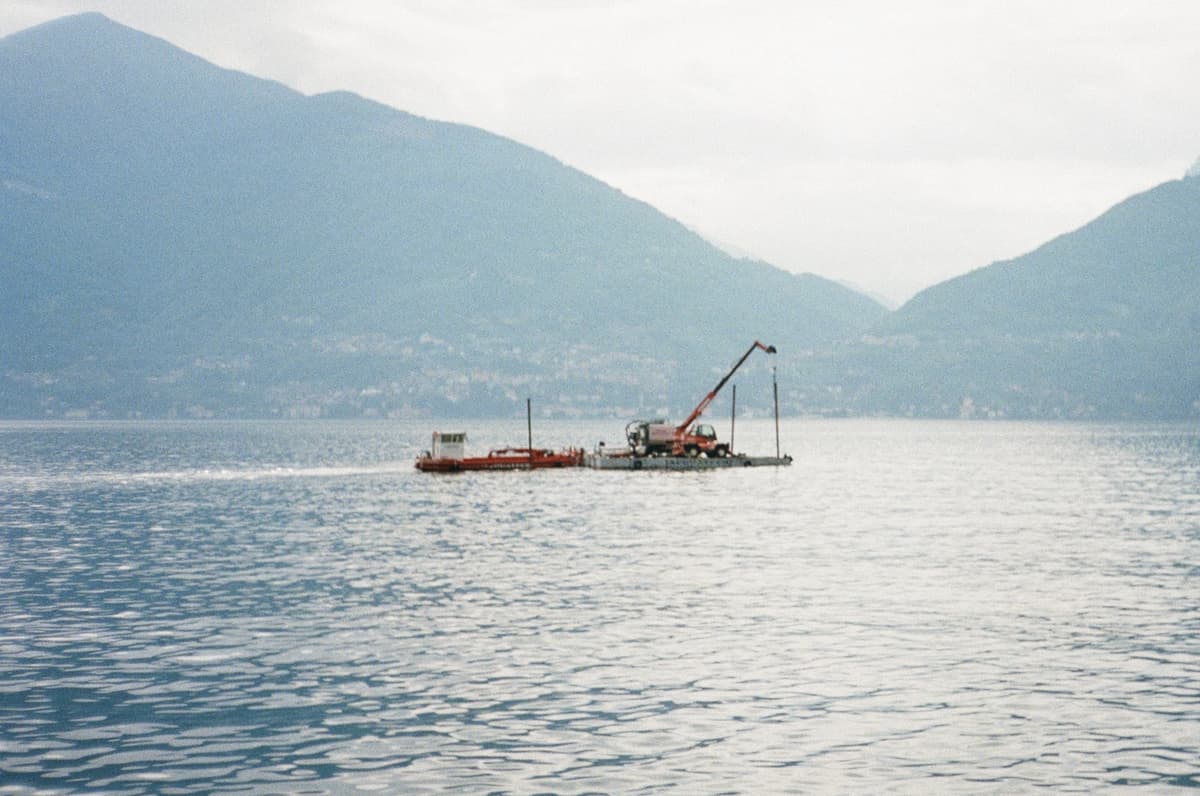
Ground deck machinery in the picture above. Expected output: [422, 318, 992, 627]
[624, 340, 776, 458]
[585, 339, 791, 469]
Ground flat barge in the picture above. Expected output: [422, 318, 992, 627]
[583, 451, 792, 470]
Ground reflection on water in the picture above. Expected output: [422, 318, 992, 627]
[1, 420, 1198, 792]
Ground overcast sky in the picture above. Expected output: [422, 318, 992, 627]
[4, 1, 1199, 303]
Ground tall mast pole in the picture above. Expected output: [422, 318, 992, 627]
[772, 364, 780, 459]
[730, 384, 737, 454]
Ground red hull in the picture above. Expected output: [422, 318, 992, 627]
[415, 447, 583, 472]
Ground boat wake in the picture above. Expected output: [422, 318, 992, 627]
[0, 462, 415, 490]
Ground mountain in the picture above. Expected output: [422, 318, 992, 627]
[809, 174, 1200, 418]
[0, 13, 886, 419]
[10, 14, 1191, 422]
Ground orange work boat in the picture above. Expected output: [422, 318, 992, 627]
[415, 432, 583, 472]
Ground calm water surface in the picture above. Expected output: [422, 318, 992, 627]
[1, 419, 1198, 793]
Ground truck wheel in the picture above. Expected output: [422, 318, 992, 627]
[684, 444, 699, 458]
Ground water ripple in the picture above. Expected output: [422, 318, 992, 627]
[2, 420, 1198, 792]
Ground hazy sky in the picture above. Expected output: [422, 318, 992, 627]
[4, 1, 1199, 303]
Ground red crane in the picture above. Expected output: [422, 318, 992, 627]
[676, 340, 775, 434]
[625, 340, 777, 457]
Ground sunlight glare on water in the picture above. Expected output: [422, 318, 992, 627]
[1, 419, 1198, 792]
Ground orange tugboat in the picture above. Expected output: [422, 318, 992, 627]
[415, 432, 583, 472]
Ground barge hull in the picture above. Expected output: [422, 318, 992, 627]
[416, 447, 583, 472]
[584, 453, 792, 470]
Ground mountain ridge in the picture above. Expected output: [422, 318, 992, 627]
[886, 175, 1200, 337]
[4, 13, 1194, 420]
[1, 13, 886, 419]
[823, 173, 1200, 418]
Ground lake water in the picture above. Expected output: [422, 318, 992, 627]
[1, 419, 1198, 793]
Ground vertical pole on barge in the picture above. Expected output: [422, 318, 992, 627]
[730, 384, 737, 454]
[772, 365, 780, 459]
[527, 398, 533, 453]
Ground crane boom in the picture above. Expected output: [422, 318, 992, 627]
[675, 340, 776, 434]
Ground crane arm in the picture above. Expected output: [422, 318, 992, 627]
[675, 340, 776, 433]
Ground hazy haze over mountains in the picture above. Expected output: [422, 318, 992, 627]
[1, 13, 1197, 420]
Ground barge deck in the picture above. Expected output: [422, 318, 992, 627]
[583, 451, 792, 470]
